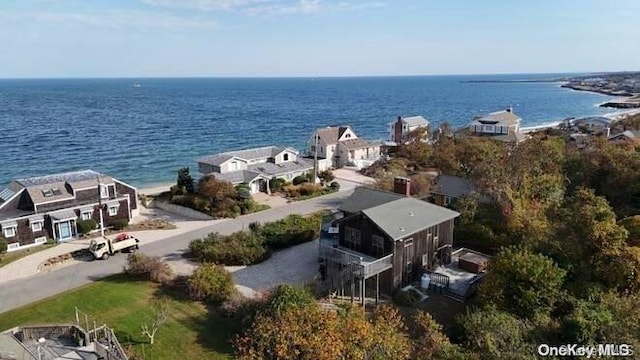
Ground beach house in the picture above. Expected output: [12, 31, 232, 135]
[308, 126, 381, 170]
[197, 145, 312, 193]
[319, 178, 461, 301]
[0, 170, 138, 251]
[458, 107, 527, 143]
[388, 115, 430, 144]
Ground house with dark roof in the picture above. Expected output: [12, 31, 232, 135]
[197, 145, 312, 193]
[573, 116, 613, 136]
[388, 115, 430, 144]
[457, 108, 528, 143]
[427, 174, 492, 207]
[308, 126, 381, 170]
[0, 170, 138, 251]
[319, 178, 460, 302]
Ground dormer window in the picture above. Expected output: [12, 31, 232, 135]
[42, 189, 54, 197]
[100, 184, 109, 199]
[283, 153, 289, 161]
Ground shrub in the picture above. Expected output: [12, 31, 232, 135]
[124, 253, 174, 284]
[260, 213, 323, 250]
[76, 219, 97, 235]
[292, 175, 308, 185]
[299, 183, 321, 196]
[393, 289, 422, 307]
[193, 231, 269, 265]
[112, 219, 129, 231]
[187, 264, 235, 304]
[282, 185, 300, 198]
[329, 181, 341, 190]
[0, 236, 6, 254]
[318, 170, 335, 184]
[270, 178, 287, 192]
[262, 284, 315, 315]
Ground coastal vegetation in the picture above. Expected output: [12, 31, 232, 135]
[168, 167, 269, 218]
[188, 211, 326, 265]
[278, 171, 339, 200]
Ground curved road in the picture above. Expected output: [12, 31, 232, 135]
[0, 189, 353, 314]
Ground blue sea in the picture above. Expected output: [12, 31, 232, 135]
[0, 74, 617, 188]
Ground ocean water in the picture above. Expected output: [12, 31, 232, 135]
[0, 74, 617, 188]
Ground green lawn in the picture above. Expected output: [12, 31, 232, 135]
[0, 275, 240, 360]
[0, 244, 55, 268]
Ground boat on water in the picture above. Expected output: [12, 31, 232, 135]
[133, 83, 141, 88]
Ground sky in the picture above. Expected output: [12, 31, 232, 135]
[0, 0, 639, 78]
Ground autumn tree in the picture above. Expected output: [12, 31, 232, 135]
[549, 188, 628, 290]
[397, 127, 431, 167]
[478, 246, 566, 318]
[409, 311, 465, 360]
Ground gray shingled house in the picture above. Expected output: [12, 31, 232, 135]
[319, 179, 460, 304]
[0, 170, 138, 251]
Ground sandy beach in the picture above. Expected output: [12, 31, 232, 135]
[521, 108, 640, 134]
[138, 182, 174, 196]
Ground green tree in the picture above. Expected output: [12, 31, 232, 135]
[478, 247, 566, 318]
[459, 307, 535, 360]
[176, 167, 194, 194]
[318, 170, 335, 184]
[620, 215, 640, 246]
[0, 236, 7, 254]
[550, 188, 628, 288]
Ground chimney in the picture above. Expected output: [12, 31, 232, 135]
[506, 107, 513, 113]
[394, 176, 411, 197]
[394, 116, 404, 144]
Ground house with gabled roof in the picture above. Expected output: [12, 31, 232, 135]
[0, 170, 138, 251]
[388, 115, 430, 144]
[319, 178, 460, 303]
[457, 107, 528, 143]
[308, 126, 381, 170]
[609, 130, 640, 143]
[197, 145, 313, 193]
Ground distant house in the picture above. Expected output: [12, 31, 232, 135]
[458, 108, 528, 143]
[608, 130, 640, 143]
[0, 170, 138, 251]
[308, 126, 381, 170]
[428, 174, 488, 207]
[573, 116, 612, 136]
[388, 115, 430, 144]
[319, 178, 460, 301]
[197, 145, 312, 193]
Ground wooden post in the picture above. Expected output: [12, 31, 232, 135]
[376, 273, 380, 305]
[361, 278, 365, 308]
[350, 277, 355, 303]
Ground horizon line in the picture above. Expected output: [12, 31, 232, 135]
[1, 69, 638, 81]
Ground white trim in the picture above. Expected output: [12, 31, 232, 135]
[7, 242, 20, 251]
[35, 236, 47, 244]
[100, 184, 109, 199]
[3, 226, 17, 238]
[0, 188, 25, 210]
[81, 211, 92, 221]
[31, 221, 43, 232]
[108, 205, 119, 216]
[74, 182, 115, 192]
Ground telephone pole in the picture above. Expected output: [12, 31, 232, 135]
[97, 175, 105, 238]
[313, 132, 319, 184]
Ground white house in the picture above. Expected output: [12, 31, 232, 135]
[388, 115, 430, 144]
[308, 126, 381, 170]
[462, 108, 527, 143]
[197, 146, 312, 193]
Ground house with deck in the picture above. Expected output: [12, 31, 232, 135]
[319, 178, 462, 304]
[308, 126, 381, 170]
[388, 115, 430, 144]
[0, 170, 138, 252]
[197, 146, 313, 193]
[457, 108, 528, 143]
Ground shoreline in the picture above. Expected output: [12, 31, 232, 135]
[138, 182, 174, 196]
[521, 108, 640, 134]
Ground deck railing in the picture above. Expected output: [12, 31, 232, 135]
[363, 254, 393, 278]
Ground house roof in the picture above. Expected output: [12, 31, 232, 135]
[212, 170, 266, 184]
[472, 109, 521, 126]
[574, 116, 612, 127]
[339, 138, 381, 150]
[432, 175, 475, 198]
[314, 126, 353, 145]
[609, 130, 640, 141]
[14, 170, 113, 188]
[363, 197, 460, 241]
[10, 170, 115, 205]
[338, 187, 404, 214]
[248, 158, 313, 177]
[389, 116, 429, 127]
[198, 146, 297, 166]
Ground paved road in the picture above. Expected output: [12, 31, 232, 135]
[0, 189, 353, 314]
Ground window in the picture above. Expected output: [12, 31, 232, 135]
[108, 206, 118, 216]
[372, 235, 384, 257]
[81, 211, 92, 221]
[3, 226, 16, 238]
[484, 125, 494, 133]
[444, 196, 452, 207]
[229, 161, 238, 171]
[283, 153, 289, 161]
[100, 185, 109, 199]
[404, 239, 414, 278]
[344, 226, 361, 250]
[31, 221, 43, 232]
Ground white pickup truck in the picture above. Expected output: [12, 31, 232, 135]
[90, 233, 140, 260]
